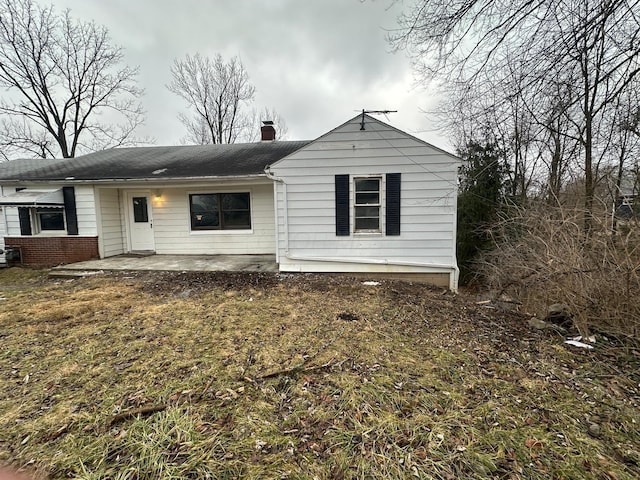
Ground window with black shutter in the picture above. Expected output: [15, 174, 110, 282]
[335, 173, 402, 237]
[12, 187, 74, 236]
[20, 207, 67, 234]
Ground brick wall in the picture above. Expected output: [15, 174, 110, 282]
[4, 236, 99, 267]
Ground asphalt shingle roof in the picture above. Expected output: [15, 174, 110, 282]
[0, 158, 66, 179]
[0, 141, 310, 182]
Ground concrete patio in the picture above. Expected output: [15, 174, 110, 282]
[50, 254, 278, 275]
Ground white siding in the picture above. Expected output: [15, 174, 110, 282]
[98, 188, 125, 257]
[3, 187, 21, 236]
[75, 185, 98, 235]
[270, 115, 459, 287]
[1, 184, 97, 237]
[149, 183, 275, 255]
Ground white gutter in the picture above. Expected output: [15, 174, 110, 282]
[7, 174, 269, 184]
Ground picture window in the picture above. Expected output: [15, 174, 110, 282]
[189, 193, 251, 230]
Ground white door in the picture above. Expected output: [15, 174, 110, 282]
[127, 192, 155, 251]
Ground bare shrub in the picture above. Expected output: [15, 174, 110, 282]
[479, 204, 640, 338]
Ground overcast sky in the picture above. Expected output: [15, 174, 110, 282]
[49, 0, 449, 150]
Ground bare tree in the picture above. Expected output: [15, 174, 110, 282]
[168, 53, 256, 144]
[0, 0, 145, 159]
[392, 0, 640, 231]
[436, 66, 543, 201]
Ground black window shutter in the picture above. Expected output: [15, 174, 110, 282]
[63, 186, 78, 235]
[386, 173, 401, 236]
[18, 207, 32, 236]
[335, 174, 350, 236]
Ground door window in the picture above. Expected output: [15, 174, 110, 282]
[132, 197, 149, 223]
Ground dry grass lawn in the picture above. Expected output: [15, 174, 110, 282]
[0, 267, 638, 479]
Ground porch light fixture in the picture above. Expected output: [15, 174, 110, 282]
[152, 190, 164, 206]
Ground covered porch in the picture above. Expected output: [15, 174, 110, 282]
[95, 181, 276, 259]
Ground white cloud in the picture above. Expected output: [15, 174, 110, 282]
[47, 0, 451, 150]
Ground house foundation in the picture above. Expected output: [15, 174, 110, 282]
[4, 236, 99, 267]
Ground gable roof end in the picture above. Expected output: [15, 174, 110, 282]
[267, 113, 460, 171]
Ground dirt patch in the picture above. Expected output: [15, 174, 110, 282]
[126, 270, 281, 295]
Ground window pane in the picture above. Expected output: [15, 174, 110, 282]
[221, 193, 250, 229]
[191, 194, 218, 213]
[192, 211, 219, 229]
[355, 217, 379, 230]
[355, 206, 380, 218]
[132, 197, 148, 223]
[190, 194, 219, 230]
[39, 212, 65, 230]
[355, 203, 380, 232]
[355, 179, 380, 192]
[222, 211, 251, 228]
[355, 192, 379, 205]
[221, 193, 250, 210]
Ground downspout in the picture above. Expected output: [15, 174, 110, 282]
[450, 175, 461, 292]
[264, 166, 289, 261]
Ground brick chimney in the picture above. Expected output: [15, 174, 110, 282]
[261, 120, 276, 141]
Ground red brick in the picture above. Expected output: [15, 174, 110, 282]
[4, 236, 99, 267]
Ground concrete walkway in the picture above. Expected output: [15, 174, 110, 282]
[51, 254, 278, 274]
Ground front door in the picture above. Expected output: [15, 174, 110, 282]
[127, 192, 155, 252]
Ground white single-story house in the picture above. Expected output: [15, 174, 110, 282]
[0, 114, 461, 289]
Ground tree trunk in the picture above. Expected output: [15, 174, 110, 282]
[548, 131, 562, 205]
[584, 112, 594, 236]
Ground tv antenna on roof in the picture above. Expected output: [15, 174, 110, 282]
[358, 109, 398, 130]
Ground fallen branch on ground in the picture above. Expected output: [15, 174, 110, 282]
[255, 358, 347, 380]
[108, 404, 167, 427]
[254, 329, 344, 381]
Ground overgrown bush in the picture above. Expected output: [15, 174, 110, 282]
[479, 204, 640, 338]
[456, 141, 510, 283]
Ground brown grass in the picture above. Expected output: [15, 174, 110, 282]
[0, 267, 638, 479]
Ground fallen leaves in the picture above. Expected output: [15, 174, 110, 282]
[0, 269, 637, 480]
[525, 438, 544, 449]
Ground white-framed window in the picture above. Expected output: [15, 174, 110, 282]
[35, 207, 65, 232]
[354, 176, 382, 233]
[189, 192, 251, 231]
